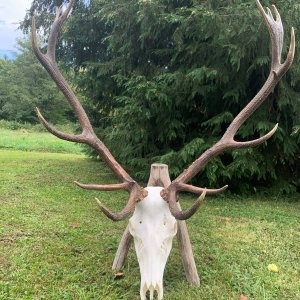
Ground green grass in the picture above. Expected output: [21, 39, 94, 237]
[0, 128, 82, 154]
[0, 149, 299, 300]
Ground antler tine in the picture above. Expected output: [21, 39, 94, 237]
[48, 0, 76, 62]
[282, 27, 295, 70]
[168, 189, 206, 220]
[96, 198, 134, 221]
[32, 0, 143, 221]
[75, 181, 131, 192]
[36, 107, 86, 143]
[256, 1, 283, 70]
[255, 0, 295, 76]
[95, 187, 148, 221]
[232, 123, 278, 148]
[165, 0, 295, 220]
[177, 183, 228, 195]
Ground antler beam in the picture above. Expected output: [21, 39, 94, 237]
[32, 0, 145, 221]
[165, 0, 295, 220]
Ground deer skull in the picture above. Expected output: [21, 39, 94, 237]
[129, 187, 177, 300]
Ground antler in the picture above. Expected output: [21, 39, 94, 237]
[164, 0, 295, 220]
[32, 0, 146, 221]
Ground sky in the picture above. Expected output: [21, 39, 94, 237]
[0, 0, 32, 51]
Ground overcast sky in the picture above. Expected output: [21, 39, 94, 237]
[0, 0, 32, 50]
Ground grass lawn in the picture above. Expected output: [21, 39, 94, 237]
[0, 141, 299, 299]
[0, 128, 82, 154]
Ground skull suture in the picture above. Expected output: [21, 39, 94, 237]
[129, 187, 177, 300]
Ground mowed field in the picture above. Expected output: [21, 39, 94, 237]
[0, 129, 299, 299]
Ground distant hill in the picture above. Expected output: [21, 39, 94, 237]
[0, 50, 16, 60]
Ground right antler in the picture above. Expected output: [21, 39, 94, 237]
[163, 0, 295, 220]
[31, 0, 146, 221]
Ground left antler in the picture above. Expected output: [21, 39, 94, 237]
[32, 0, 232, 222]
[163, 0, 295, 220]
[32, 0, 146, 221]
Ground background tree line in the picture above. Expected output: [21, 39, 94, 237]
[5, 0, 300, 194]
[0, 40, 74, 124]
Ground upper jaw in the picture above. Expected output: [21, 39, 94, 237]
[140, 280, 163, 300]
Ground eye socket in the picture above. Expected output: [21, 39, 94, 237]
[139, 220, 142, 224]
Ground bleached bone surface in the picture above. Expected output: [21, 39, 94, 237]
[129, 187, 177, 300]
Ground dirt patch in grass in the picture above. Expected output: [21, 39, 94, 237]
[0, 254, 11, 272]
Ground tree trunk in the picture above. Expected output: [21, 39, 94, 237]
[112, 163, 200, 285]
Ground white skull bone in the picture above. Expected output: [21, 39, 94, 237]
[129, 186, 177, 300]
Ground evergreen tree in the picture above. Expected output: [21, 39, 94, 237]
[22, 0, 300, 193]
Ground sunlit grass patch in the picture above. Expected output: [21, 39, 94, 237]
[0, 128, 82, 154]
